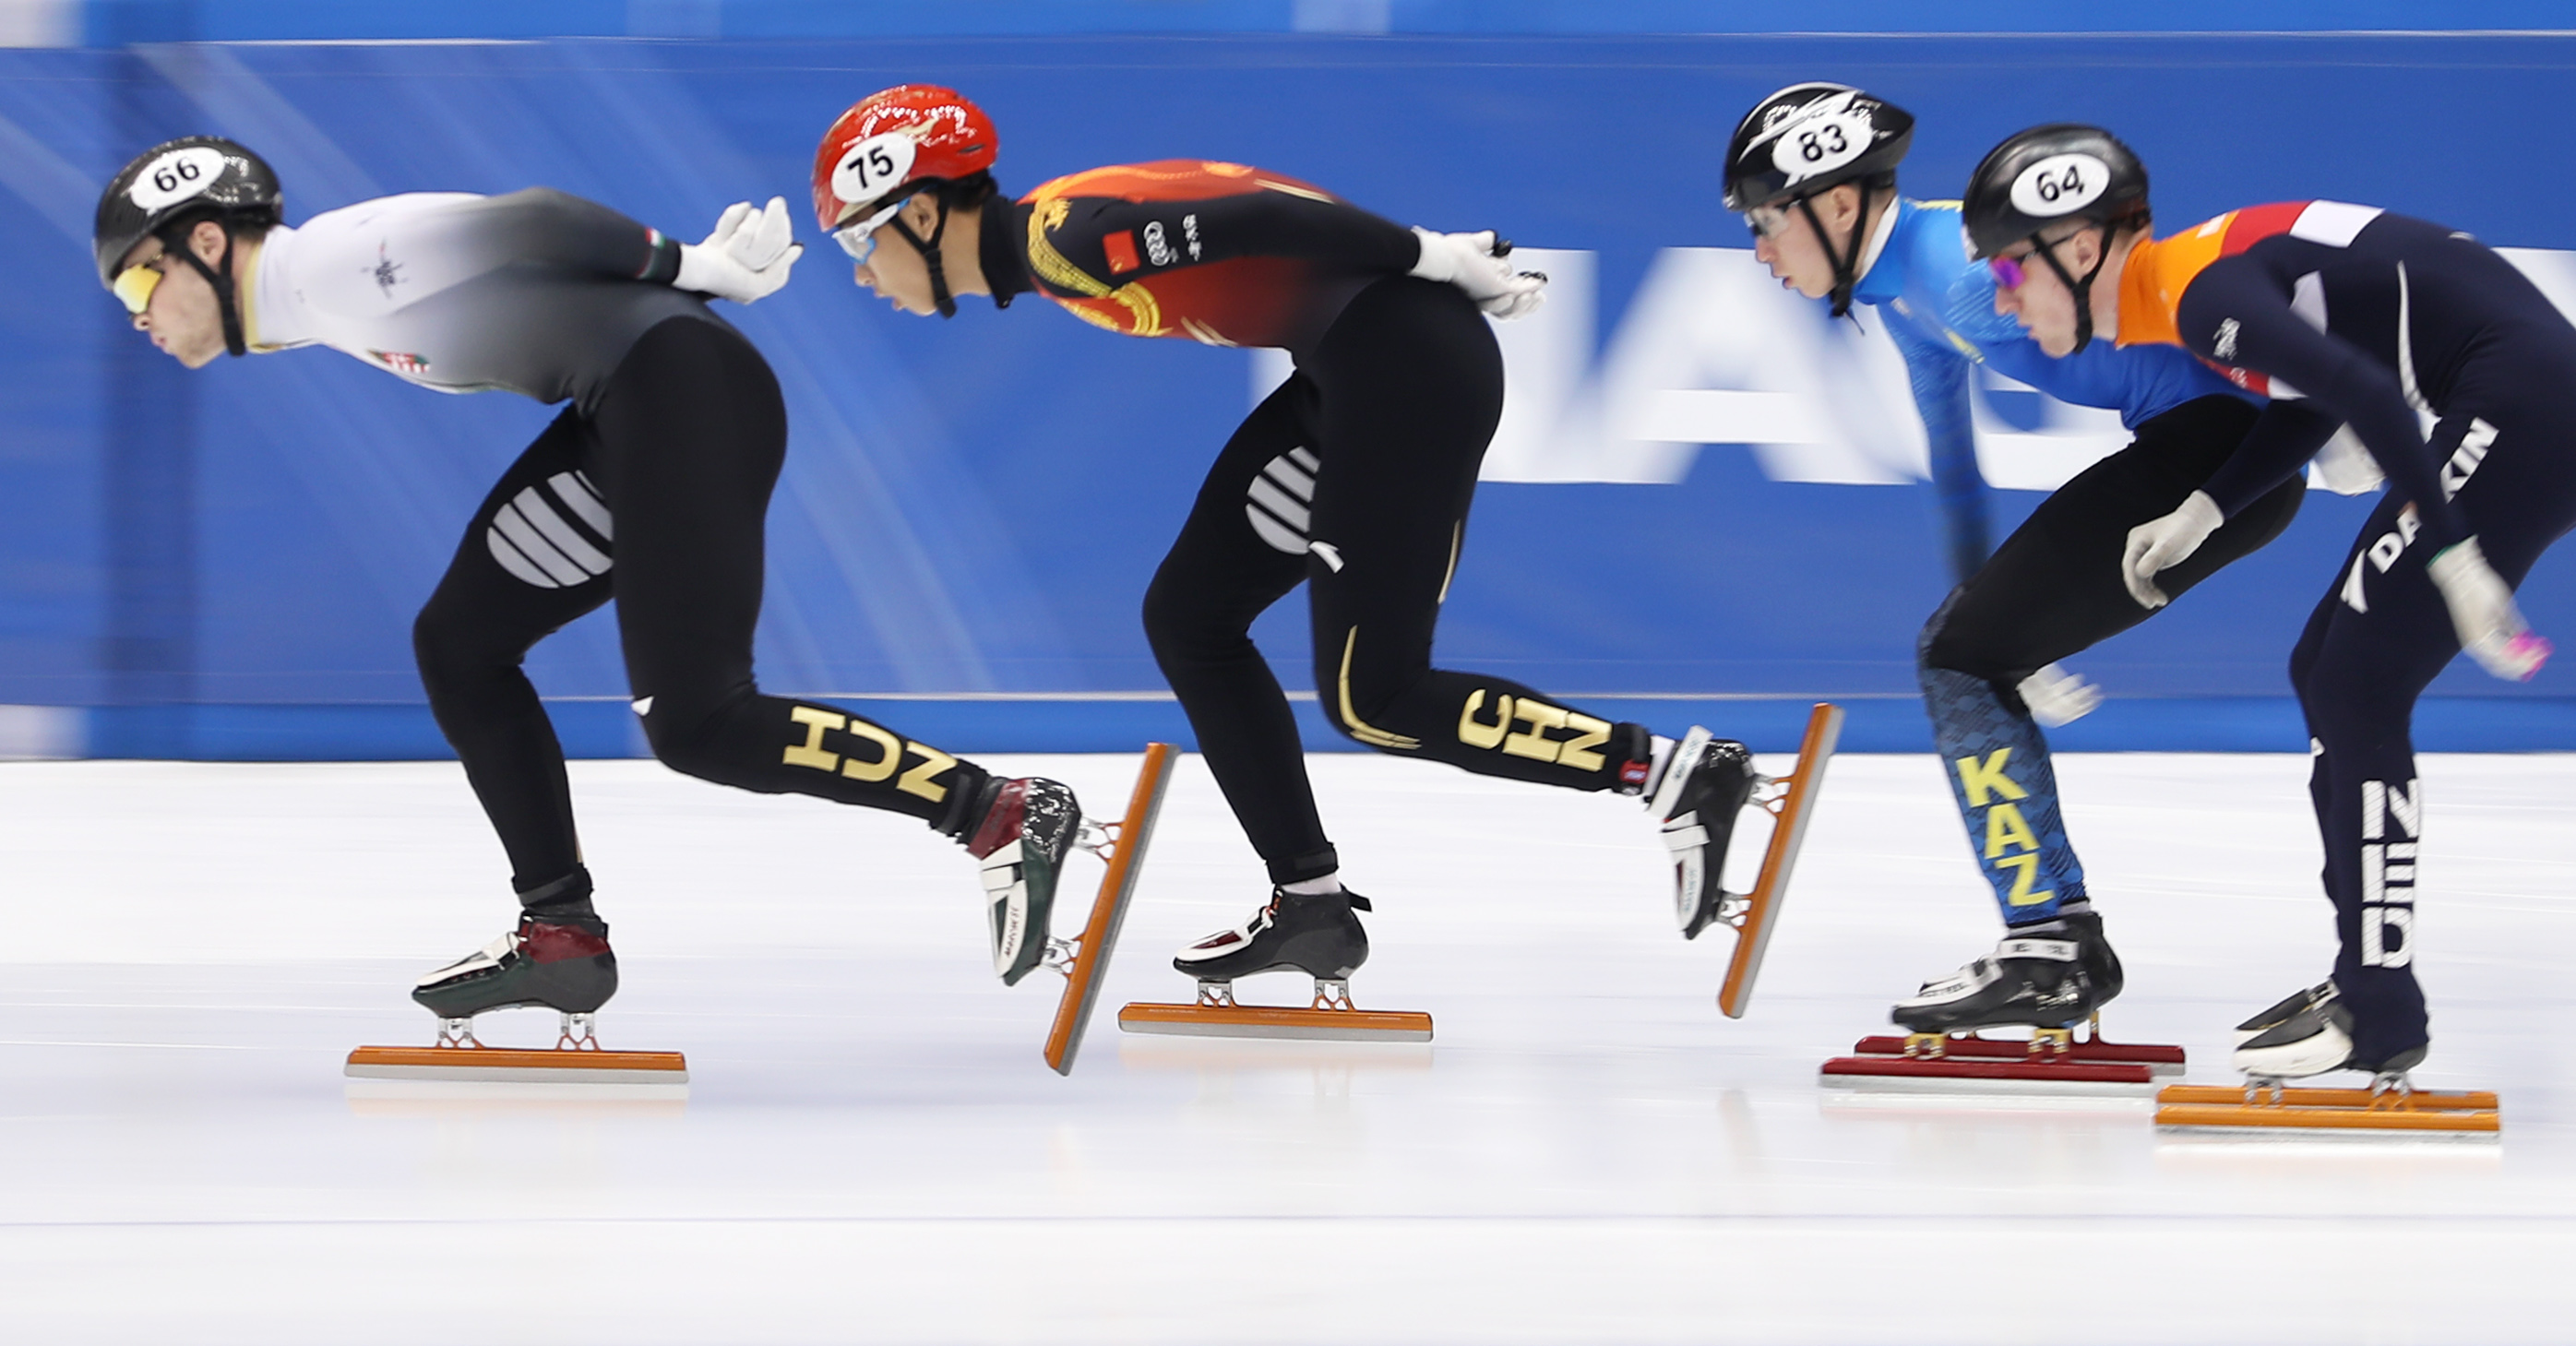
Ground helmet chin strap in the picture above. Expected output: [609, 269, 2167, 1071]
[1794, 178, 1876, 319]
[167, 224, 248, 357]
[2028, 225, 2113, 353]
[887, 197, 959, 319]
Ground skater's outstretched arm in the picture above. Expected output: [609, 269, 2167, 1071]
[2192, 398, 2345, 519]
[1890, 324, 1989, 583]
[372, 188, 692, 292]
[2176, 256, 2465, 547]
[1046, 186, 1419, 278]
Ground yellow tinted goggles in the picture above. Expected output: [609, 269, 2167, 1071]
[112, 263, 162, 315]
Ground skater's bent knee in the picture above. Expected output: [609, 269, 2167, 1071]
[634, 697, 757, 789]
[1919, 624, 2010, 685]
[1140, 575, 1249, 663]
[411, 603, 516, 702]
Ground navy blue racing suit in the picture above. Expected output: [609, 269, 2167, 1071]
[2126, 200, 2576, 1066]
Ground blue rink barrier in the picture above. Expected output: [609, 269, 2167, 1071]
[15, 33, 2576, 759]
[47, 1, 2576, 45]
[54, 695, 2576, 760]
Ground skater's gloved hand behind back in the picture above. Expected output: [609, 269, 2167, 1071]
[2015, 662, 2101, 727]
[676, 196, 803, 304]
[2121, 489, 2223, 610]
[2429, 537, 2553, 681]
[1410, 228, 1546, 319]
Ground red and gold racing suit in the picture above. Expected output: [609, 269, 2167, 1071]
[984, 161, 1661, 884]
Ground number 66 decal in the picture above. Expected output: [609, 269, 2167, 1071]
[126, 145, 229, 212]
[831, 133, 919, 207]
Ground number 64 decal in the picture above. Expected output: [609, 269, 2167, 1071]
[2009, 153, 2110, 218]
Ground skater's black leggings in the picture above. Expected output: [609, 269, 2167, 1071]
[1924, 395, 2295, 684]
[414, 317, 984, 896]
[1917, 394, 2297, 926]
[1144, 277, 1649, 885]
[2290, 383, 2576, 1066]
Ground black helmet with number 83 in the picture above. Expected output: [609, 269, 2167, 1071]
[1721, 83, 1914, 215]
[1722, 83, 1914, 318]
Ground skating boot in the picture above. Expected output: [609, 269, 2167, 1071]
[1822, 912, 2178, 1092]
[2154, 983, 2490, 1137]
[2230, 981, 2427, 1082]
[1891, 921, 2109, 1036]
[1120, 887, 1430, 1042]
[413, 913, 617, 1027]
[960, 775, 1083, 986]
[346, 913, 686, 1086]
[1648, 727, 1756, 939]
[1174, 887, 1372, 990]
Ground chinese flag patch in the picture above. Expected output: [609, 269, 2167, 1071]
[1103, 230, 1140, 275]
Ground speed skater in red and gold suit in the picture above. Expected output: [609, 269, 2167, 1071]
[92, 137, 1091, 1044]
[810, 84, 1768, 991]
[1963, 123, 2564, 1089]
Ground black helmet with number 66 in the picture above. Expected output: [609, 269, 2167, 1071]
[94, 137, 282, 358]
[94, 137, 281, 286]
[1722, 83, 1914, 316]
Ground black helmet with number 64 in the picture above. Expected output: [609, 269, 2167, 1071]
[1962, 124, 2150, 353]
[1960, 123, 2149, 261]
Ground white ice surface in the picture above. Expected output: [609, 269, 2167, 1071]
[2, 750, 2571, 1343]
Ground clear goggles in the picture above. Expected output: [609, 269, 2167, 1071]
[831, 198, 910, 266]
[1741, 205, 1793, 240]
[112, 261, 164, 315]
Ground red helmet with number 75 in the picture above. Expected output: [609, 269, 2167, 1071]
[810, 84, 999, 232]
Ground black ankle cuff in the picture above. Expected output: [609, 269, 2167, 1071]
[517, 865, 596, 919]
[1612, 722, 1654, 794]
[1266, 847, 1340, 886]
[933, 764, 996, 840]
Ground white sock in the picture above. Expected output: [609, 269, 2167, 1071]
[1282, 873, 1342, 896]
[1641, 734, 1678, 797]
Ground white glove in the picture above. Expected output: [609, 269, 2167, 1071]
[2427, 537, 2553, 681]
[1409, 227, 1546, 320]
[2015, 662, 2103, 727]
[674, 196, 804, 304]
[2121, 490, 2224, 610]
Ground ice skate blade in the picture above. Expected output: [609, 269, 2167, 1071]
[1820, 1055, 2156, 1097]
[344, 1078, 687, 1114]
[1044, 743, 1176, 1076]
[1850, 1033, 2186, 1078]
[344, 1044, 688, 1087]
[1718, 702, 1842, 1019]
[1117, 1002, 1434, 1043]
[2154, 1083, 2499, 1138]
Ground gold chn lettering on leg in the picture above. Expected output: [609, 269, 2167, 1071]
[1457, 688, 1512, 750]
[783, 706, 845, 771]
[1503, 699, 1569, 762]
[838, 718, 901, 782]
[898, 742, 959, 804]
